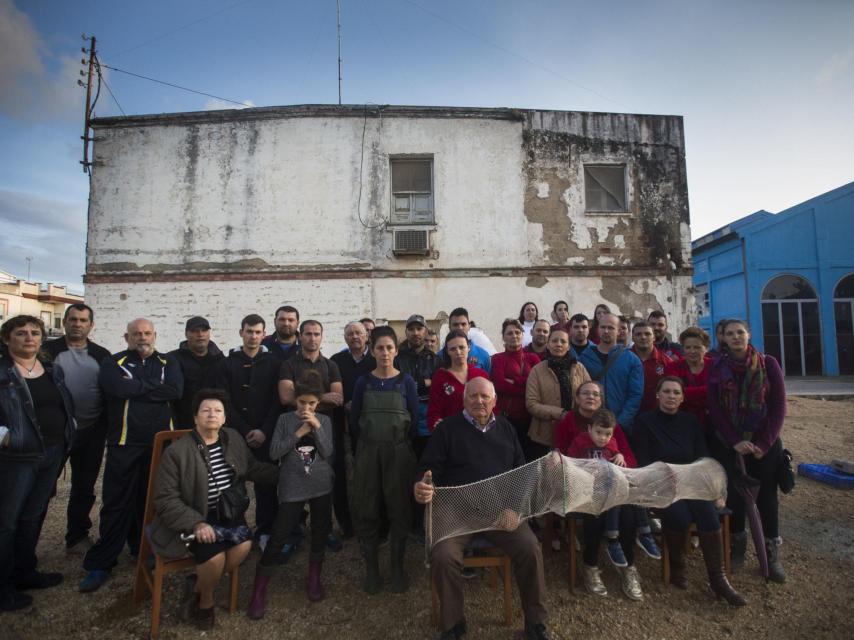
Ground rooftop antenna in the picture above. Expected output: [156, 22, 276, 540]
[336, 0, 342, 104]
[25, 256, 33, 281]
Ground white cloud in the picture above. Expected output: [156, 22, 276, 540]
[816, 49, 854, 87]
[0, 0, 83, 121]
[203, 98, 255, 111]
[0, 188, 87, 287]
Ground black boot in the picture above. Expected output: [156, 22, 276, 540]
[663, 530, 689, 589]
[766, 538, 786, 583]
[699, 531, 746, 607]
[389, 537, 408, 593]
[730, 530, 747, 570]
[362, 539, 381, 594]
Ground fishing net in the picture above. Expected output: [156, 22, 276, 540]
[426, 454, 727, 549]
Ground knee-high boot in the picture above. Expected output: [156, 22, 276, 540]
[362, 539, 381, 594]
[663, 530, 689, 589]
[246, 571, 271, 620]
[389, 537, 408, 593]
[698, 531, 746, 607]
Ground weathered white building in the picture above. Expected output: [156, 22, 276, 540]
[85, 105, 692, 352]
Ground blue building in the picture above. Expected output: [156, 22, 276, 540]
[692, 181, 854, 376]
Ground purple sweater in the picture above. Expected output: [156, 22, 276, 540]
[707, 354, 786, 453]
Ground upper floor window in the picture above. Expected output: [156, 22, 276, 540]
[391, 158, 433, 225]
[584, 165, 627, 213]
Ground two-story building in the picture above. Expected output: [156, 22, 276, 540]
[84, 104, 693, 351]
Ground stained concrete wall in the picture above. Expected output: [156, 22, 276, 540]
[85, 105, 693, 352]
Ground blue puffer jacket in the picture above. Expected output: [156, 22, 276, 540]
[576, 345, 644, 432]
[0, 356, 77, 462]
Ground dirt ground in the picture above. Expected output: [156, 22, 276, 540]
[4, 397, 854, 640]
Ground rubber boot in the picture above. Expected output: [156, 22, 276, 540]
[307, 559, 325, 602]
[246, 573, 271, 620]
[730, 531, 747, 570]
[663, 530, 689, 590]
[699, 531, 746, 607]
[362, 540, 381, 594]
[766, 538, 786, 583]
[389, 537, 408, 593]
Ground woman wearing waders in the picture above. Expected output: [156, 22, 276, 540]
[349, 326, 419, 593]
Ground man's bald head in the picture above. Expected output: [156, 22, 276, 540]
[464, 377, 497, 425]
[125, 317, 156, 358]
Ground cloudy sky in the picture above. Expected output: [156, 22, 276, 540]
[1, 0, 852, 290]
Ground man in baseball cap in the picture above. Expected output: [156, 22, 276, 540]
[170, 316, 223, 428]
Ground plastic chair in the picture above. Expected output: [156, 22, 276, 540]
[132, 429, 240, 638]
[430, 536, 513, 628]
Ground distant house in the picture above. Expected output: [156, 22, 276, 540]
[84, 104, 693, 351]
[0, 270, 85, 335]
[692, 182, 854, 376]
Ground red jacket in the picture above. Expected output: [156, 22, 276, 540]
[427, 365, 489, 431]
[664, 356, 712, 433]
[554, 410, 636, 467]
[567, 431, 621, 461]
[631, 346, 673, 413]
[490, 349, 541, 422]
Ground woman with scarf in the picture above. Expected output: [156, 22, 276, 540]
[525, 328, 590, 459]
[707, 319, 787, 582]
[491, 318, 541, 461]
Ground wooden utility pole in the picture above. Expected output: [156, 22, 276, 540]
[80, 35, 96, 173]
[336, 0, 342, 104]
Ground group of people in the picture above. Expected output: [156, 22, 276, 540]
[0, 299, 787, 640]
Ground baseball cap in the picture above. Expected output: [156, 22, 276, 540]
[185, 316, 211, 331]
[405, 314, 426, 328]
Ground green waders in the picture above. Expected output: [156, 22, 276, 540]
[351, 374, 415, 593]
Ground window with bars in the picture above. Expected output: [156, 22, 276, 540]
[584, 165, 628, 212]
[390, 158, 433, 225]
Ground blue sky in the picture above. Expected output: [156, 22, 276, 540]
[2, 0, 852, 289]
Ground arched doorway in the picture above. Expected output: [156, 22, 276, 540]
[761, 275, 822, 376]
[834, 274, 854, 375]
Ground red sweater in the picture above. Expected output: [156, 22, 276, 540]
[631, 346, 673, 413]
[664, 356, 712, 433]
[554, 410, 636, 467]
[490, 349, 541, 421]
[427, 365, 489, 431]
[567, 431, 621, 462]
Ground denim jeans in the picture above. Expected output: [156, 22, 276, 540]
[0, 444, 65, 592]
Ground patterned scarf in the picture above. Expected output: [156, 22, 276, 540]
[710, 344, 769, 438]
[547, 354, 577, 411]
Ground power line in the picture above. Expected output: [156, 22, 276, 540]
[402, 0, 625, 108]
[98, 63, 253, 108]
[95, 59, 126, 116]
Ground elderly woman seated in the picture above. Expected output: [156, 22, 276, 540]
[148, 389, 277, 629]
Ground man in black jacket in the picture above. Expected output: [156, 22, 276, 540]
[211, 314, 283, 547]
[394, 315, 440, 459]
[169, 316, 224, 429]
[80, 318, 183, 593]
[44, 304, 111, 553]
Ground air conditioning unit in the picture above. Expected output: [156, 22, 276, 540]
[392, 228, 431, 256]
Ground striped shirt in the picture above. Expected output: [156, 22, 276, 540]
[206, 441, 236, 510]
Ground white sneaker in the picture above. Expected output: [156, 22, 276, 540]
[258, 534, 271, 553]
[620, 565, 643, 601]
[582, 564, 607, 597]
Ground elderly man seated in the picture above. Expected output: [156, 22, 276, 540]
[414, 377, 549, 640]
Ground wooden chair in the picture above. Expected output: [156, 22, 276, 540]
[430, 537, 513, 628]
[132, 429, 240, 638]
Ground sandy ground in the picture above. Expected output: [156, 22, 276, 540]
[3, 396, 854, 640]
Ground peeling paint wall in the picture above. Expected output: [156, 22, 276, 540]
[87, 106, 693, 348]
